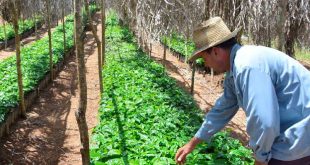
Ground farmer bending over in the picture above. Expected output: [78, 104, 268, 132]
[175, 17, 310, 165]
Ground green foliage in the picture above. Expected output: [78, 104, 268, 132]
[90, 13, 254, 165]
[0, 19, 40, 42]
[0, 5, 99, 123]
[0, 18, 74, 122]
[295, 48, 310, 61]
[161, 33, 205, 66]
[161, 33, 195, 57]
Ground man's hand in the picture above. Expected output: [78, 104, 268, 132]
[175, 137, 202, 164]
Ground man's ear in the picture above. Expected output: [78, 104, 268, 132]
[213, 47, 219, 56]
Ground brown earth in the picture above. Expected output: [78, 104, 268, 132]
[0, 13, 102, 164]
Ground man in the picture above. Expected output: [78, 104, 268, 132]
[175, 17, 310, 165]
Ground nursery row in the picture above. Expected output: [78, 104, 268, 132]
[90, 13, 254, 165]
[0, 5, 99, 123]
[161, 34, 204, 66]
[0, 19, 41, 42]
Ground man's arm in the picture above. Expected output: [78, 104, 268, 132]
[175, 75, 239, 164]
[195, 76, 239, 141]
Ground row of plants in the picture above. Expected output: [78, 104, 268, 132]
[0, 5, 99, 123]
[0, 19, 41, 42]
[0, 2, 98, 43]
[0, 17, 74, 123]
[90, 12, 254, 165]
[161, 34, 204, 66]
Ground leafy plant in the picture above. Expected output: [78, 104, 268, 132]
[161, 33, 204, 66]
[0, 19, 42, 42]
[90, 13, 254, 165]
[0, 5, 99, 123]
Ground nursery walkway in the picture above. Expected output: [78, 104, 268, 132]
[0, 13, 102, 164]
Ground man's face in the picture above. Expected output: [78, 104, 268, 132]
[199, 47, 229, 74]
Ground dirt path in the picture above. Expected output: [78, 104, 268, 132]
[151, 44, 249, 143]
[0, 13, 101, 164]
[0, 20, 64, 61]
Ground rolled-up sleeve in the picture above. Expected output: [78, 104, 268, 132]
[195, 76, 239, 141]
[235, 67, 280, 163]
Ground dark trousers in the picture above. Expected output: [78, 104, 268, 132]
[269, 156, 310, 165]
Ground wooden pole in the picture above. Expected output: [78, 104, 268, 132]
[9, 0, 26, 118]
[62, 0, 66, 53]
[74, 0, 90, 163]
[46, 0, 54, 80]
[191, 61, 196, 95]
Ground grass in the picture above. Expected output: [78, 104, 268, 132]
[295, 48, 310, 62]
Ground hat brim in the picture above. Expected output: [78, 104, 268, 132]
[188, 27, 242, 63]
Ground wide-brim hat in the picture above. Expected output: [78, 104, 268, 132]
[188, 17, 241, 62]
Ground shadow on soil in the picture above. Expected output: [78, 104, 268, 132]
[0, 54, 77, 164]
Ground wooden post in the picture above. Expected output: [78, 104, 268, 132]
[46, 0, 54, 80]
[101, 0, 106, 66]
[149, 42, 152, 57]
[74, 0, 90, 164]
[9, 0, 26, 118]
[3, 21, 7, 49]
[191, 61, 196, 95]
[62, 0, 66, 53]
[163, 37, 167, 66]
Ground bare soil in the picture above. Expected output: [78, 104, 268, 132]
[0, 13, 102, 164]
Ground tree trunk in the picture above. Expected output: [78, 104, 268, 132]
[9, 0, 26, 118]
[74, 0, 90, 164]
[204, 0, 210, 20]
[276, 0, 287, 51]
[284, 20, 299, 57]
[84, 0, 103, 94]
[284, 0, 301, 57]
[46, 0, 54, 80]
[62, 0, 66, 53]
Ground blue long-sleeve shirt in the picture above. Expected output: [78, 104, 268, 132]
[195, 44, 310, 163]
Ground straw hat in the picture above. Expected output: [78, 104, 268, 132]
[188, 17, 241, 62]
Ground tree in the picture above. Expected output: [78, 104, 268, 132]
[74, 0, 90, 164]
[8, 0, 26, 117]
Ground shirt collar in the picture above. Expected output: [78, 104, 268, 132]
[228, 43, 242, 77]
